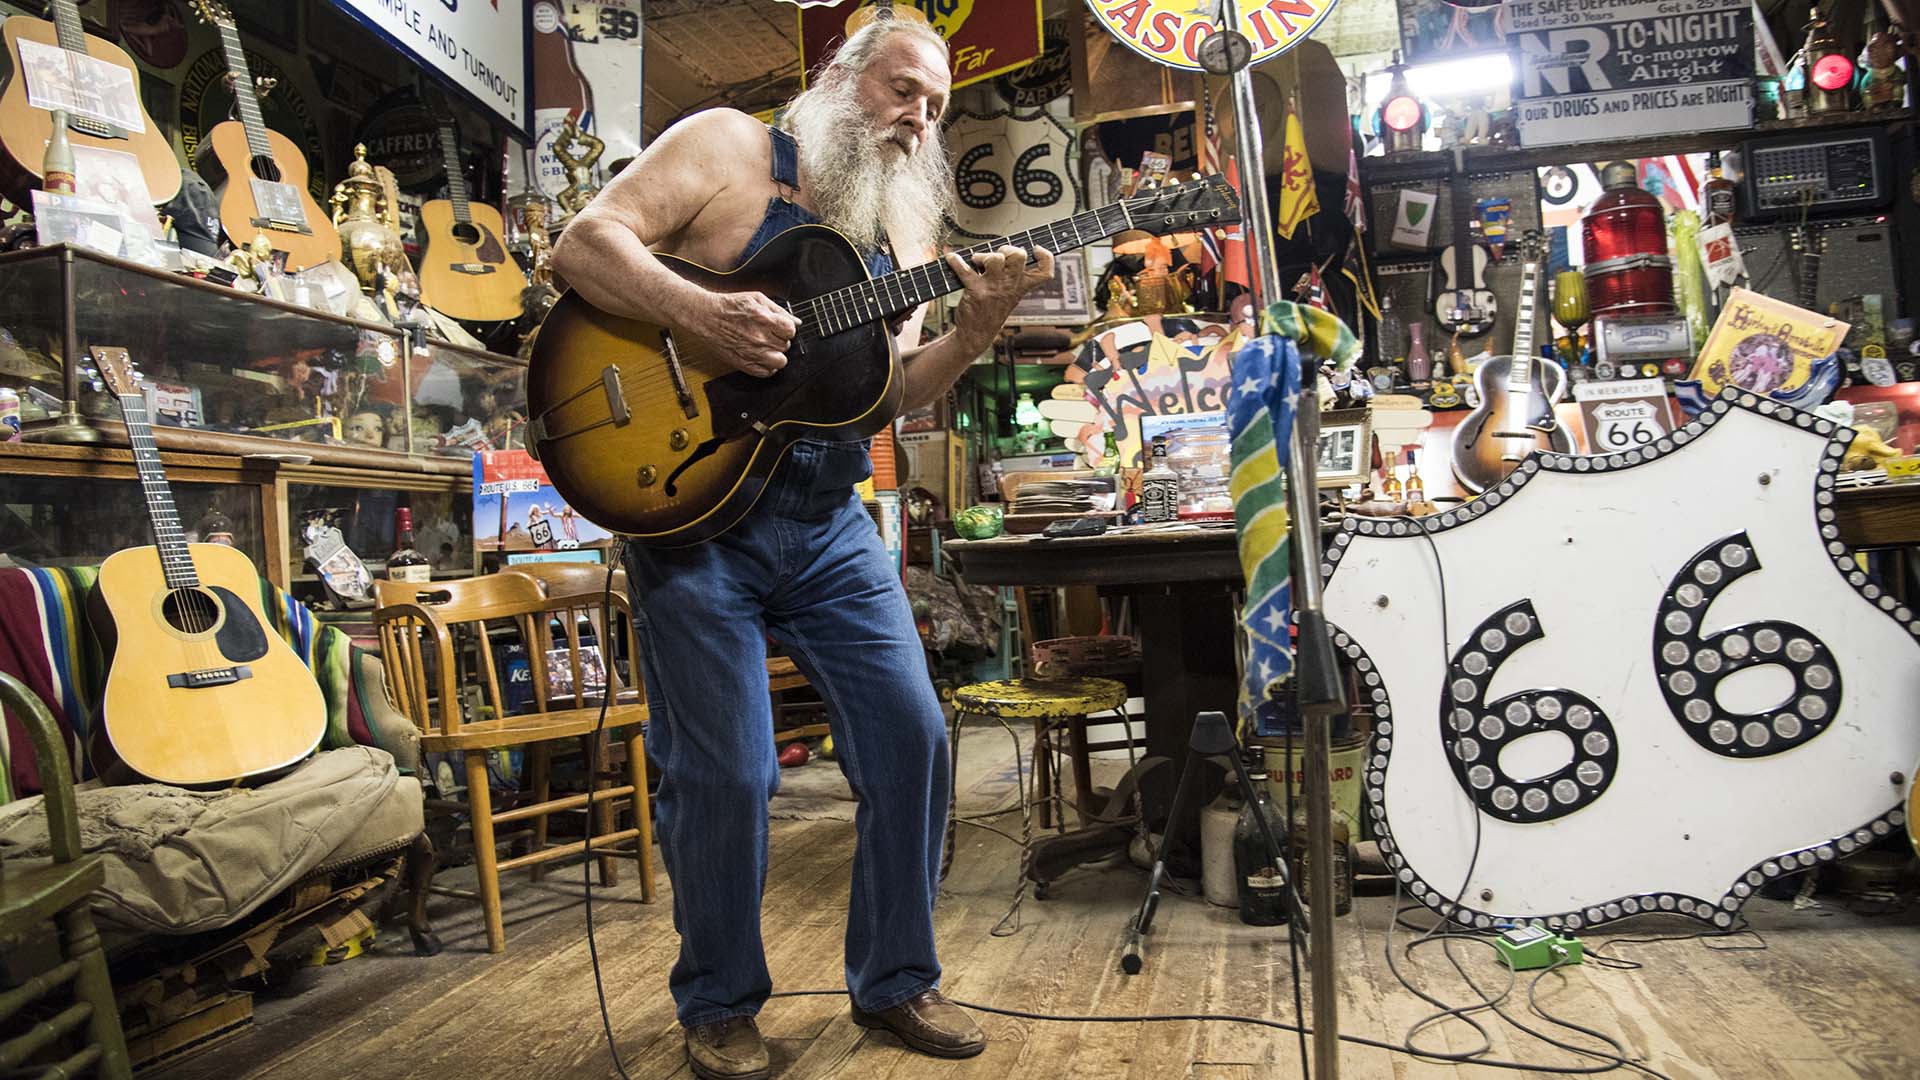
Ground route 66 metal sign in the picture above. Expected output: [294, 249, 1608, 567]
[1323, 389, 1919, 930]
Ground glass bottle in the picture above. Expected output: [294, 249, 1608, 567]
[1234, 755, 1290, 926]
[43, 111, 75, 194]
[1377, 295, 1404, 370]
[1701, 151, 1737, 227]
[1405, 322, 1431, 387]
[1287, 809, 1354, 917]
[386, 507, 432, 582]
[1141, 434, 1179, 522]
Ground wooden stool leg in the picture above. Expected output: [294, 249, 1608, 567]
[466, 752, 506, 954]
[625, 730, 657, 903]
[1068, 717, 1096, 826]
[528, 743, 552, 883]
[585, 733, 619, 886]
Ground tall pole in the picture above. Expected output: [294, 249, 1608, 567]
[1216, 3, 1344, 1077]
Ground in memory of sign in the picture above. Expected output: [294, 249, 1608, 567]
[1505, 0, 1753, 148]
[327, 0, 529, 136]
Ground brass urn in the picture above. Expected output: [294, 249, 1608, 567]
[332, 143, 412, 293]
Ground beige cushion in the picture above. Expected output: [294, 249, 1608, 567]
[0, 746, 420, 936]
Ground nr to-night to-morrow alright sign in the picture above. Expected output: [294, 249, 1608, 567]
[1085, 0, 1340, 71]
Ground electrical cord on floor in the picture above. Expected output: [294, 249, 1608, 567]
[583, 544, 635, 1080]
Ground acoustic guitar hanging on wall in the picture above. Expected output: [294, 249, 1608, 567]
[188, 0, 338, 271]
[0, 0, 181, 203]
[417, 98, 525, 323]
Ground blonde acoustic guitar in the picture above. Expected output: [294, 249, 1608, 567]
[89, 347, 325, 786]
[418, 108, 524, 322]
[0, 0, 181, 203]
[188, 1, 338, 271]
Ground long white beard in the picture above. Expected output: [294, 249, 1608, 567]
[781, 79, 951, 259]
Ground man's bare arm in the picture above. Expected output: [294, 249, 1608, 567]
[550, 109, 796, 376]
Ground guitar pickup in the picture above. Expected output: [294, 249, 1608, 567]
[166, 665, 254, 689]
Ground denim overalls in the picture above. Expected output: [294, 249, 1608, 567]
[622, 126, 949, 1027]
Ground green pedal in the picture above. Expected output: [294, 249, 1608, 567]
[1494, 925, 1584, 970]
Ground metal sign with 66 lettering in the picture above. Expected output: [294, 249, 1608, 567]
[1323, 390, 1919, 931]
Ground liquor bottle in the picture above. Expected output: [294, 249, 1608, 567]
[1377, 295, 1404, 366]
[386, 507, 432, 582]
[1405, 322, 1432, 387]
[43, 112, 75, 194]
[1701, 151, 1737, 226]
[1287, 809, 1354, 917]
[1234, 754, 1290, 926]
[1141, 435, 1178, 522]
[1403, 448, 1426, 504]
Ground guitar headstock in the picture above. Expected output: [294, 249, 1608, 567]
[1122, 173, 1243, 236]
[90, 346, 141, 398]
[1515, 229, 1547, 265]
[190, 0, 233, 28]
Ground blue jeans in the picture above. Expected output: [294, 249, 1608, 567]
[623, 439, 950, 1027]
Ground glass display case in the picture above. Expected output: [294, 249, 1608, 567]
[0, 472, 265, 571]
[0, 244, 529, 462]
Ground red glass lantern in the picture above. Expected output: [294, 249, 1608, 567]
[1582, 163, 1675, 318]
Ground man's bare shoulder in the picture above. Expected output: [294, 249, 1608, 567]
[656, 108, 771, 163]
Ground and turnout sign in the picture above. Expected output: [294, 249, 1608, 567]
[1506, 0, 1753, 148]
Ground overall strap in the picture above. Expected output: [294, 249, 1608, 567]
[768, 125, 800, 196]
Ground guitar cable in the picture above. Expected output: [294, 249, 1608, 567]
[570, 527, 1670, 1077]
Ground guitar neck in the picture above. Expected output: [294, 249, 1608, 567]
[804, 201, 1139, 337]
[1509, 261, 1540, 389]
[213, 20, 274, 161]
[439, 118, 471, 225]
[49, 0, 87, 53]
[114, 392, 198, 590]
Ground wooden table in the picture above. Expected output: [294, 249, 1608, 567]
[945, 524, 1246, 841]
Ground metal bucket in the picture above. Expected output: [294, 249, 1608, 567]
[1265, 734, 1367, 825]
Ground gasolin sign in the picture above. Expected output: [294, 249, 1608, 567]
[1085, 0, 1340, 71]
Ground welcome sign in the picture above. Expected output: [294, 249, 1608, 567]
[1085, 0, 1340, 71]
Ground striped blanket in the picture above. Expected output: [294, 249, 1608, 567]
[0, 566, 386, 804]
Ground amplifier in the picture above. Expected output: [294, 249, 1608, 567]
[1731, 129, 1891, 221]
[1731, 219, 1902, 317]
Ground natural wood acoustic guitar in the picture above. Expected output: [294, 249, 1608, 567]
[187, 0, 338, 271]
[88, 347, 325, 786]
[0, 0, 181, 203]
[417, 106, 524, 322]
[527, 176, 1240, 546]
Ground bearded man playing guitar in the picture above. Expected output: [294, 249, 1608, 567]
[550, 15, 1051, 1080]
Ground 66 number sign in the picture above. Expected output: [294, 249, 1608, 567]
[1574, 378, 1673, 453]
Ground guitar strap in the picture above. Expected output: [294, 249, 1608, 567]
[769, 126, 801, 201]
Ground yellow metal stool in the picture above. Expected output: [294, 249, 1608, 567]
[942, 677, 1132, 920]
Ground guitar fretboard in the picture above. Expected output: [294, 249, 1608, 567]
[117, 393, 199, 590]
[214, 22, 274, 161]
[51, 0, 87, 53]
[1509, 261, 1539, 391]
[439, 118, 471, 226]
[797, 194, 1190, 338]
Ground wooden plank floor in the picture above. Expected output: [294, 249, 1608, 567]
[154, 723, 1920, 1080]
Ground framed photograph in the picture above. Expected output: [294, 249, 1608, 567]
[1315, 408, 1373, 489]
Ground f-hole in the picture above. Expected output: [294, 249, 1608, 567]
[162, 588, 222, 634]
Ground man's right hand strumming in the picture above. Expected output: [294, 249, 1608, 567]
[685, 289, 798, 379]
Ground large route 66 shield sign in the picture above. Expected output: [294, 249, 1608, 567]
[1323, 390, 1920, 931]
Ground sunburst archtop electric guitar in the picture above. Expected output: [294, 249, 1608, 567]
[527, 176, 1241, 546]
[89, 347, 325, 786]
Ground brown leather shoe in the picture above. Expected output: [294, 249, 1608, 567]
[684, 1017, 771, 1080]
[850, 990, 986, 1059]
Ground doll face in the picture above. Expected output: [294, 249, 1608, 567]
[345, 410, 385, 447]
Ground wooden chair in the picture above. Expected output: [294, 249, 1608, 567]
[0, 672, 133, 1080]
[499, 563, 824, 742]
[373, 574, 654, 955]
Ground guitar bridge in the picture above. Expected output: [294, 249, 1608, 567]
[166, 665, 253, 689]
[659, 329, 699, 419]
[66, 114, 119, 140]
